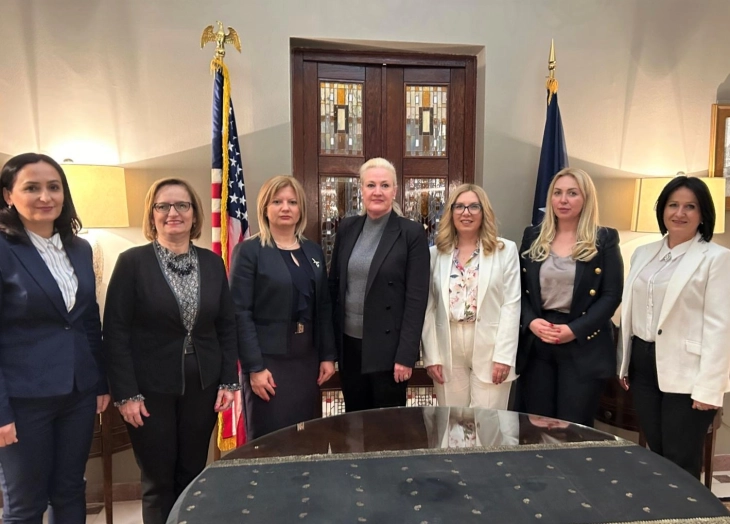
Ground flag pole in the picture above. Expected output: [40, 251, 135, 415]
[546, 39, 558, 106]
[202, 21, 245, 457]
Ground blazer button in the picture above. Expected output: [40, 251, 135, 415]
[522, 268, 527, 273]
[589, 289, 596, 296]
[64, 325, 71, 330]
[385, 329, 391, 334]
[595, 268, 602, 275]
[526, 290, 530, 294]
[657, 329, 662, 335]
[388, 281, 394, 286]
[386, 306, 391, 310]
[587, 336, 591, 340]
[582, 312, 586, 315]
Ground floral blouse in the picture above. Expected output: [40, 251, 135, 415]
[449, 247, 480, 322]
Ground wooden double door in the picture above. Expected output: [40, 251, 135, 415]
[291, 49, 477, 263]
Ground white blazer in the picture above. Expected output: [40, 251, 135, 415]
[618, 235, 730, 407]
[421, 239, 521, 384]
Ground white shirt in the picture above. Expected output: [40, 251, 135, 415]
[26, 230, 78, 312]
[630, 234, 696, 342]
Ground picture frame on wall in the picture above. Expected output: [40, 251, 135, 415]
[708, 103, 730, 210]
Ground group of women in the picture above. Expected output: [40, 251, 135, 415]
[0, 152, 728, 523]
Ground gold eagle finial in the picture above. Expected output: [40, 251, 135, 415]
[201, 21, 241, 60]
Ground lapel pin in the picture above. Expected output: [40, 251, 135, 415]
[312, 258, 320, 268]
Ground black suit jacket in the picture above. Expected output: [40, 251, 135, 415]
[103, 244, 238, 400]
[329, 211, 430, 373]
[229, 238, 336, 374]
[0, 233, 105, 425]
[517, 226, 623, 379]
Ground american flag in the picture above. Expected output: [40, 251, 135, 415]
[211, 61, 248, 450]
[212, 66, 249, 264]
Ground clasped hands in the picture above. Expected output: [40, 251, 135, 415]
[426, 363, 512, 385]
[529, 319, 575, 345]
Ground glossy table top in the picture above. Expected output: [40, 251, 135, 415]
[224, 407, 619, 461]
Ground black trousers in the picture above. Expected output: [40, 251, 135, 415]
[629, 337, 716, 480]
[517, 312, 605, 427]
[0, 388, 96, 524]
[126, 354, 219, 524]
[341, 335, 408, 412]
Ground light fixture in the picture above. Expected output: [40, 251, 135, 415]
[631, 176, 725, 234]
[63, 163, 129, 228]
[62, 163, 129, 295]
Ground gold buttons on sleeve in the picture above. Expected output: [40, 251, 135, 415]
[595, 268, 602, 275]
[522, 268, 527, 273]
[589, 289, 596, 296]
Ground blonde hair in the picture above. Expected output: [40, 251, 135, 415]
[435, 184, 503, 255]
[142, 178, 204, 241]
[524, 167, 599, 262]
[359, 157, 402, 216]
[256, 175, 307, 247]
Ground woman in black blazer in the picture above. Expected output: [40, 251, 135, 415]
[329, 157, 430, 412]
[230, 176, 335, 439]
[0, 153, 108, 523]
[103, 178, 238, 524]
[517, 168, 623, 427]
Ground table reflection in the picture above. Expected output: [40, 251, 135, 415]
[224, 407, 617, 461]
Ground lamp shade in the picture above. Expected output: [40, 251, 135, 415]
[63, 164, 129, 228]
[631, 177, 725, 234]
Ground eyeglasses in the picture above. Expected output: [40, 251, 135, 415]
[451, 203, 482, 214]
[153, 202, 193, 214]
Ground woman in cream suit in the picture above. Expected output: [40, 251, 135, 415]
[618, 176, 730, 479]
[422, 184, 521, 409]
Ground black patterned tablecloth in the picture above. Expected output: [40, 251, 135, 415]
[169, 441, 730, 524]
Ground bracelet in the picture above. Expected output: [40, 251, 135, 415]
[113, 394, 146, 408]
[219, 383, 242, 391]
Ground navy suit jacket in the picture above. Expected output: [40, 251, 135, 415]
[0, 233, 105, 426]
[517, 226, 623, 379]
[230, 238, 336, 374]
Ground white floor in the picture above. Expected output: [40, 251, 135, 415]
[85, 501, 143, 524]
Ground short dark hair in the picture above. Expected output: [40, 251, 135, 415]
[655, 176, 715, 242]
[0, 153, 82, 243]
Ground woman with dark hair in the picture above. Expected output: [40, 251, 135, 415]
[0, 153, 109, 523]
[618, 176, 730, 479]
[104, 178, 239, 524]
[517, 167, 623, 427]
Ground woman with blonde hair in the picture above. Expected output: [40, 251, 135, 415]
[104, 178, 238, 523]
[517, 168, 623, 427]
[229, 175, 335, 439]
[422, 184, 521, 409]
[329, 157, 429, 411]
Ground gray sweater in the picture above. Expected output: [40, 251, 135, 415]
[344, 214, 388, 338]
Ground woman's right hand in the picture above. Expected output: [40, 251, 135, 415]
[529, 319, 561, 344]
[250, 369, 276, 402]
[426, 364, 444, 385]
[119, 400, 150, 428]
[0, 422, 18, 447]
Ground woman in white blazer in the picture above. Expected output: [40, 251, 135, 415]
[422, 184, 521, 409]
[618, 176, 730, 479]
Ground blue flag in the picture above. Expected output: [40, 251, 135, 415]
[531, 92, 568, 225]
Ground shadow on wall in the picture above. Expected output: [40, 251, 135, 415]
[717, 73, 730, 103]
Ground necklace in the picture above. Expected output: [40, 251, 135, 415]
[275, 239, 299, 250]
[155, 240, 195, 276]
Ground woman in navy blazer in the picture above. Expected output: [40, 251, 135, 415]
[0, 153, 109, 523]
[517, 168, 623, 427]
[230, 176, 335, 439]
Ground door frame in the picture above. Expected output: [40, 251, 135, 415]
[290, 48, 477, 241]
